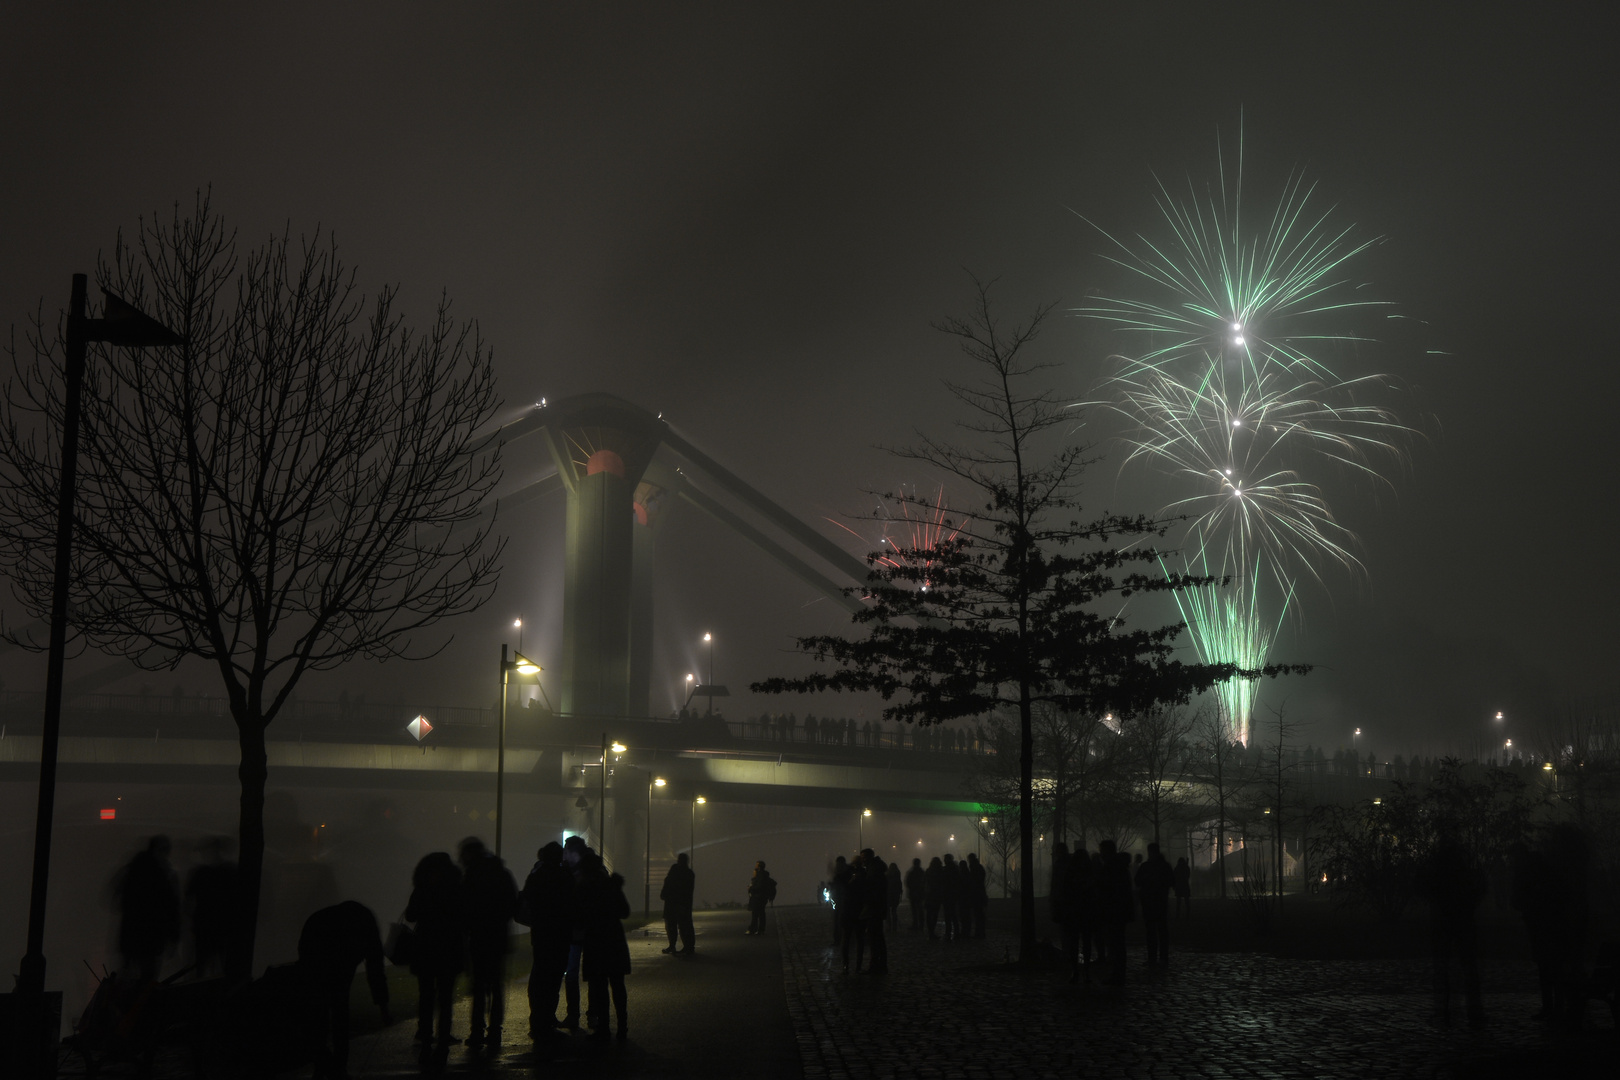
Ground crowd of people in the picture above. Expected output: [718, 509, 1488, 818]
[817, 849, 991, 974]
[737, 712, 990, 753]
[1047, 841, 1190, 985]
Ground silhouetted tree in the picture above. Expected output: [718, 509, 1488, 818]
[753, 279, 1298, 961]
[1120, 702, 1198, 847]
[1310, 759, 1547, 922]
[0, 195, 504, 980]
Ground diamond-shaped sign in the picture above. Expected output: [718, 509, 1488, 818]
[407, 715, 433, 741]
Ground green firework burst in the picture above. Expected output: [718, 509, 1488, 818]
[1081, 142, 1411, 744]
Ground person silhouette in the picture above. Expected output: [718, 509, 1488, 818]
[966, 852, 989, 937]
[862, 851, 890, 975]
[660, 853, 696, 954]
[746, 861, 775, 935]
[885, 859, 902, 929]
[923, 856, 944, 940]
[1097, 840, 1133, 985]
[577, 851, 631, 1040]
[1135, 843, 1175, 969]
[905, 857, 925, 931]
[519, 842, 574, 1040]
[458, 837, 517, 1052]
[1172, 856, 1192, 919]
[1050, 843, 1082, 982]
[406, 852, 463, 1064]
[117, 835, 181, 983]
[1426, 830, 1487, 1029]
[941, 854, 962, 942]
[297, 900, 391, 1080]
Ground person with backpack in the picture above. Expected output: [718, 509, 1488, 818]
[746, 861, 776, 935]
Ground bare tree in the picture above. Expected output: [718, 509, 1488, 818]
[1191, 703, 1253, 900]
[1120, 702, 1199, 847]
[1253, 701, 1307, 911]
[0, 195, 505, 978]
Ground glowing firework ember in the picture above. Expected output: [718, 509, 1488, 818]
[830, 484, 963, 594]
[1080, 140, 1412, 745]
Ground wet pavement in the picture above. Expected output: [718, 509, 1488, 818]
[776, 905, 1615, 1080]
[53, 904, 1615, 1079]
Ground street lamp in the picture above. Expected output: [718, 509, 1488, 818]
[645, 777, 666, 919]
[979, 816, 989, 860]
[598, 736, 626, 862]
[691, 796, 706, 868]
[859, 808, 872, 850]
[703, 632, 714, 716]
[21, 279, 184, 998]
[496, 646, 542, 856]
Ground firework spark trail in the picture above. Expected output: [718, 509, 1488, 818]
[1081, 141, 1412, 744]
[826, 484, 964, 594]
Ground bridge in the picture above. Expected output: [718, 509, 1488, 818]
[0, 691, 988, 816]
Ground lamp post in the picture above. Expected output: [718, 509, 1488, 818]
[703, 632, 714, 717]
[979, 816, 989, 861]
[20, 278, 183, 998]
[691, 796, 706, 868]
[645, 777, 666, 919]
[599, 735, 626, 862]
[859, 808, 871, 850]
[496, 646, 541, 857]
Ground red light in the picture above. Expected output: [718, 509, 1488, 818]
[100, 808, 116, 820]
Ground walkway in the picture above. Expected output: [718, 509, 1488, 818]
[56, 906, 1615, 1079]
[775, 906, 1613, 1080]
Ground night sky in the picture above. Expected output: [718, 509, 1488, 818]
[2, 4, 1615, 757]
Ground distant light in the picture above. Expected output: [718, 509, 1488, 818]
[695, 796, 706, 804]
[537, 398, 547, 408]
[1505, 739, 1512, 748]
[654, 777, 666, 787]
[949, 835, 956, 841]
[1373, 798, 1382, 805]
[1232, 418, 1242, 427]
[1234, 335, 1246, 346]
[1495, 711, 1504, 721]
[407, 715, 433, 741]
[1224, 468, 1232, 476]
[862, 808, 872, 817]
[1231, 322, 1242, 332]
[1355, 728, 1361, 735]
[703, 632, 711, 643]
[1542, 762, 1554, 771]
[513, 618, 522, 628]
[610, 742, 627, 754]
[686, 674, 694, 683]
[917, 839, 924, 845]
[100, 808, 116, 820]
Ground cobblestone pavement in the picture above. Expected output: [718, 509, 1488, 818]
[776, 906, 1615, 1080]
